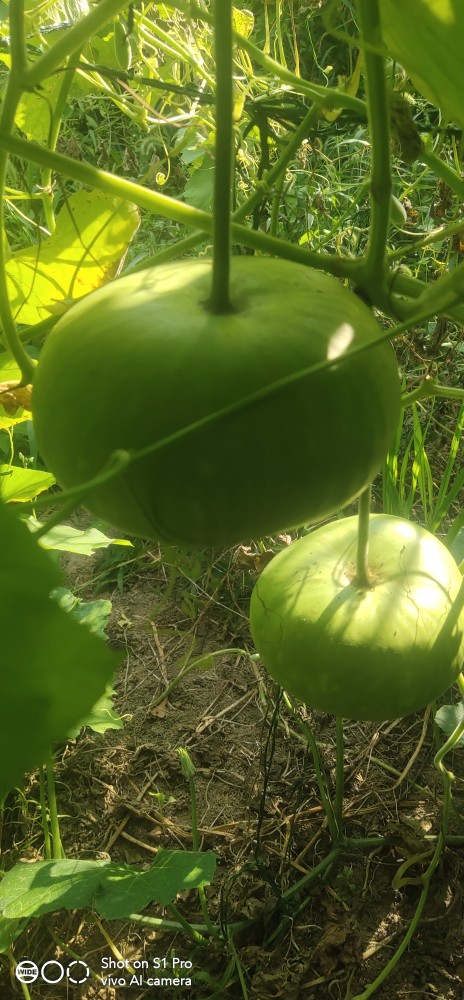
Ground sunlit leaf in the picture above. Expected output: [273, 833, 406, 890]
[16, 76, 63, 143]
[0, 353, 32, 429]
[6, 190, 140, 326]
[0, 852, 217, 919]
[67, 688, 124, 736]
[27, 518, 132, 554]
[0, 464, 55, 502]
[232, 7, 254, 38]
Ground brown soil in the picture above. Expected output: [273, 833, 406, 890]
[1, 522, 464, 1000]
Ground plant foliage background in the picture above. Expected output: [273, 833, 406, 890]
[0, 0, 463, 997]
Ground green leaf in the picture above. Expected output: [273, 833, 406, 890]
[449, 526, 464, 567]
[232, 7, 254, 38]
[16, 75, 63, 143]
[434, 703, 464, 747]
[52, 587, 112, 637]
[0, 916, 27, 954]
[183, 157, 215, 212]
[0, 465, 55, 502]
[67, 688, 124, 736]
[50, 589, 123, 736]
[0, 501, 119, 800]
[0, 352, 32, 430]
[27, 518, 132, 554]
[0, 852, 216, 920]
[380, 0, 464, 126]
[6, 190, 140, 326]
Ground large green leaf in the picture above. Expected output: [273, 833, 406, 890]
[27, 518, 132, 554]
[0, 852, 217, 920]
[6, 190, 139, 326]
[0, 501, 119, 800]
[0, 465, 55, 503]
[380, 0, 464, 126]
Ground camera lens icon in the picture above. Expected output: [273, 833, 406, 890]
[68, 960, 90, 984]
[15, 961, 39, 983]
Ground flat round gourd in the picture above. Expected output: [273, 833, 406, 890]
[250, 515, 464, 721]
[31, 258, 401, 548]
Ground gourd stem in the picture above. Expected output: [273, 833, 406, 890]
[38, 765, 52, 860]
[130, 103, 321, 273]
[355, 486, 371, 588]
[281, 846, 342, 903]
[0, 128, 364, 283]
[356, 0, 391, 290]
[335, 716, 344, 838]
[46, 752, 65, 859]
[210, 0, 233, 313]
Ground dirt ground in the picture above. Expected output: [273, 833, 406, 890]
[2, 523, 464, 1000]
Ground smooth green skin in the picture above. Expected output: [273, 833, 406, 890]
[32, 258, 401, 548]
[250, 515, 464, 721]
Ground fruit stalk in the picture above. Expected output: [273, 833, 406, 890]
[356, 0, 391, 288]
[355, 485, 371, 588]
[210, 0, 234, 313]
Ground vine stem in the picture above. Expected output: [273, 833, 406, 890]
[356, 0, 391, 288]
[283, 694, 339, 842]
[133, 102, 321, 273]
[0, 130, 363, 283]
[173, 0, 366, 117]
[41, 48, 84, 234]
[401, 379, 464, 408]
[127, 912, 254, 937]
[23, 0, 131, 88]
[46, 752, 65, 859]
[352, 708, 464, 1000]
[334, 716, 344, 837]
[210, 0, 233, 313]
[7, 953, 32, 1000]
[25, 330, 406, 532]
[398, 251, 464, 321]
[31, 449, 131, 537]
[39, 765, 52, 860]
[351, 850, 440, 1000]
[0, 0, 35, 382]
[177, 749, 217, 937]
[355, 485, 371, 588]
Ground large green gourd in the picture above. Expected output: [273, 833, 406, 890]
[32, 258, 401, 547]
